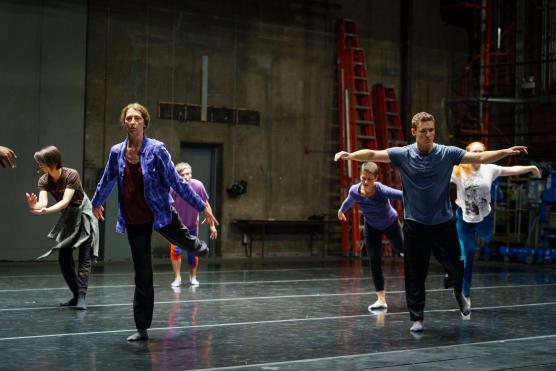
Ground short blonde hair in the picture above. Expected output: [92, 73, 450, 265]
[175, 162, 192, 174]
[120, 102, 151, 128]
[411, 112, 435, 130]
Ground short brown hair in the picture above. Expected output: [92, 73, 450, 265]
[361, 161, 378, 176]
[411, 112, 435, 130]
[120, 102, 151, 128]
[34, 146, 62, 169]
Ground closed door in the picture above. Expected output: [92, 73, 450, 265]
[180, 143, 220, 256]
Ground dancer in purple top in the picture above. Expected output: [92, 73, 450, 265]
[338, 161, 404, 311]
[170, 162, 217, 287]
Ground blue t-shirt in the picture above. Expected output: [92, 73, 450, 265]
[339, 181, 403, 230]
[386, 143, 465, 225]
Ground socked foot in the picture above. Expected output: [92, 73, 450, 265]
[74, 293, 87, 310]
[60, 297, 77, 307]
[455, 292, 471, 320]
[127, 330, 148, 341]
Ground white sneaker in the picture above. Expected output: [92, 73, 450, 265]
[410, 321, 424, 332]
[190, 277, 199, 286]
[368, 300, 388, 311]
[171, 279, 181, 287]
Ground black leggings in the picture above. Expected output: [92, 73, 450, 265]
[363, 219, 404, 292]
[58, 244, 92, 297]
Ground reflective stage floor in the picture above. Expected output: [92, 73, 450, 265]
[1, 257, 556, 370]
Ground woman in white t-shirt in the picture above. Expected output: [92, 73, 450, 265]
[451, 142, 540, 309]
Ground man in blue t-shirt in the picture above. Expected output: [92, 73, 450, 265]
[335, 112, 528, 333]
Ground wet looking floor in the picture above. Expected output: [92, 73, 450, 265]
[1, 258, 556, 370]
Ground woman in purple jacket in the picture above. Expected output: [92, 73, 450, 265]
[91, 102, 218, 341]
[338, 161, 404, 311]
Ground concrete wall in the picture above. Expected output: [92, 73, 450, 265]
[83, 0, 468, 259]
[0, 0, 87, 260]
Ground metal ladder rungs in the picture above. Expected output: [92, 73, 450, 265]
[357, 135, 376, 140]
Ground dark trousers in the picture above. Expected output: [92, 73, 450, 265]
[58, 244, 92, 297]
[157, 210, 208, 255]
[403, 219, 463, 321]
[126, 208, 208, 330]
[126, 223, 154, 331]
[364, 219, 404, 292]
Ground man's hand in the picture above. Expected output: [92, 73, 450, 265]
[504, 146, 528, 156]
[0, 146, 16, 168]
[531, 166, 541, 178]
[93, 206, 105, 221]
[334, 151, 350, 162]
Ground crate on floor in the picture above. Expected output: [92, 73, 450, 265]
[499, 245, 536, 264]
[536, 247, 556, 263]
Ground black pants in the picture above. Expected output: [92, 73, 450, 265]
[157, 209, 208, 255]
[126, 208, 208, 330]
[364, 219, 404, 292]
[403, 219, 463, 322]
[58, 244, 92, 297]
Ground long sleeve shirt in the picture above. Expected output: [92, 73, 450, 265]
[339, 181, 403, 230]
[91, 136, 206, 234]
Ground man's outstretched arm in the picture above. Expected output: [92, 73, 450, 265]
[334, 149, 391, 163]
[461, 146, 528, 164]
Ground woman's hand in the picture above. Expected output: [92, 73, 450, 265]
[93, 206, 105, 221]
[209, 225, 218, 240]
[25, 192, 38, 209]
[338, 210, 347, 222]
[30, 207, 48, 215]
[202, 210, 219, 228]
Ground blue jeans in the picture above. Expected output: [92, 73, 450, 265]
[455, 208, 493, 297]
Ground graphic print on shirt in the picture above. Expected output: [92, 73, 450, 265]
[462, 172, 489, 219]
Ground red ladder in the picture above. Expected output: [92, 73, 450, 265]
[372, 84, 406, 256]
[336, 18, 379, 256]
